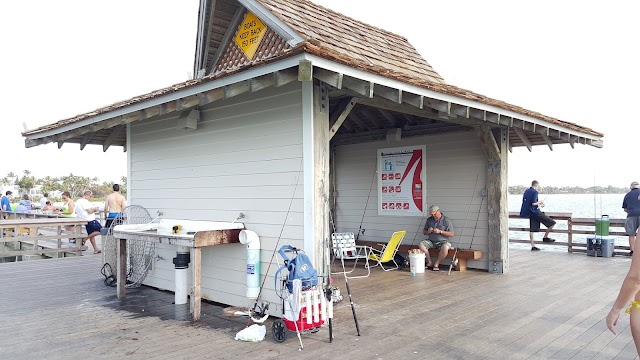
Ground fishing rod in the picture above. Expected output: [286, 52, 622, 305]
[338, 240, 361, 336]
[355, 167, 377, 242]
[246, 160, 303, 325]
[449, 173, 480, 276]
[409, 217, 426, 247]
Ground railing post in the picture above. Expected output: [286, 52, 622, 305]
[57, 225, 62, 258]
[567, 217, 572, 253]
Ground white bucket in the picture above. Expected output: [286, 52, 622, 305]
[409, 253, 426, 274]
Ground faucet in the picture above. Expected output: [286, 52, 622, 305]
[232, 212, 245, 223]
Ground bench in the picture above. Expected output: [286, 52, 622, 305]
[426, 248, 482, 272]
[356, 240, 482, 272]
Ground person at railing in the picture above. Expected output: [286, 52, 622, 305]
[56, 191, 79, 243]
[57, 191, 76, 218]
[104, 184, 126, 230]
[42, 201, 57, 214]
[13, 199, 31, 214]
[419, 205, 454, 271]
[17, 194, 32, 213]
[75, 190, 102, 254]
[519, 180, 556, 251]
[39, 192, 49, 210]
[1, 191, 12, 219]
[623, 181, 640, 257]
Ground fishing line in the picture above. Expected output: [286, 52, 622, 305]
[448, 173, 480, 275]
[247, 159, 303, 324]
[355, 166, 377, 242]
[468, 188, 486, 250]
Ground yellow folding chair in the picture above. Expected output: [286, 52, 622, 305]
[368, 230, 406, 271]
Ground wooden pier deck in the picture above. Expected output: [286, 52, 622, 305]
[0, 248, 638, 359]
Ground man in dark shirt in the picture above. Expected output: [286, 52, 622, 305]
[622, 181, 640, 256]
[520, 180, 556, 251]
[419, 205, 454, 271]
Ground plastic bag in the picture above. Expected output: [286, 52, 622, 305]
[234, 324, 266, 342]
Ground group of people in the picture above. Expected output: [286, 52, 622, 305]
[0, 185, 127, 255]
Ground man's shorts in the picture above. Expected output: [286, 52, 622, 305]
[529, 213, 556, 232]
[105, 212, 124, 230]
[85, 220, 102, 235]
[625, 216, 640, 235]
[421, 239, 451, 250]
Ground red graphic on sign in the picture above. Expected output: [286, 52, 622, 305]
[388, 187, 395, 193]
[389, 203, 395, 209]
[382, 203, 388, 209]
[403, 203, 410, 210]
[382, 174, 388, 180]
[395, 186, 401, 192]
[395, 202, 402, 209]
[382, 186, 388, 193]
[395, 173, 401, 180]
[398, 149, 424, 212]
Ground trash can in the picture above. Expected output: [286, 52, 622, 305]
[409, 253, 426, 274]
[595, 215, 610, 236]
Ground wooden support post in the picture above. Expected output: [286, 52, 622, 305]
[312, 80, 330, 270]
[117, 238, 127, 300]
[192, 247, 202, 321]
[482, 127, 509, 274]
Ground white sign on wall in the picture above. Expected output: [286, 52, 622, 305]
[377, 145, 426, 216]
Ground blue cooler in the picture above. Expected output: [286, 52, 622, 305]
[587, 237, 615, 257]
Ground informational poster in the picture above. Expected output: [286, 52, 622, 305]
[377, 146, 426, 216]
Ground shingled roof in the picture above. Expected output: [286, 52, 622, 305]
[254, 0, 445, 84]
[22, 0, 603, 147]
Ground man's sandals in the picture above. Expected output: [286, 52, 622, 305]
[427, 265, 440, 271]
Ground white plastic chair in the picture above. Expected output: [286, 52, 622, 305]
[330, 232, 371, 279]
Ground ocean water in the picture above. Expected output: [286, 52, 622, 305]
[509, 193, 630, 249]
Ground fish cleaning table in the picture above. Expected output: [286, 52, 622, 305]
[112, 220, 244, 321]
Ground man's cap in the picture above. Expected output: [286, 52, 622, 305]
[428, 205, 440, 213]
[631, 181, 640, 189]
[19, 200, 26, 205]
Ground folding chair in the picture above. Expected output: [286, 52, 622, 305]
[368, 230, 407, 271]
[331, 232, 372, 279]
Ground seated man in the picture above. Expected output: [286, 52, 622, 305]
[418, 205, 454, 271]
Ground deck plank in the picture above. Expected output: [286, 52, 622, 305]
[0, 247, 638, 359]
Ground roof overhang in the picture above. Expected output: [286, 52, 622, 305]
[22, 53, 603, 151]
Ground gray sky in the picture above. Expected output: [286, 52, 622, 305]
[1, 0, 637, 187]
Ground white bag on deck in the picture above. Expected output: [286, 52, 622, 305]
[234, 324, 266, 342]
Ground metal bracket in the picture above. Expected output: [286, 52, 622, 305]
[488, 161, 501, 171]
[489, 261, 504, 274]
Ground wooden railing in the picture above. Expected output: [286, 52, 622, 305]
[0, 212, 88, 259]
[509, 212, 629, 255]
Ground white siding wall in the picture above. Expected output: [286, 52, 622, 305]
[129, 82, 304, 314]
[334, 131, 489, 270]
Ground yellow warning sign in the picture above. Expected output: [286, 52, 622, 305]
[235, 12, 267, 60]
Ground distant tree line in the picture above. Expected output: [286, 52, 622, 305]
[509, 185, 628, 195]
[1, 170, 126, 199]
